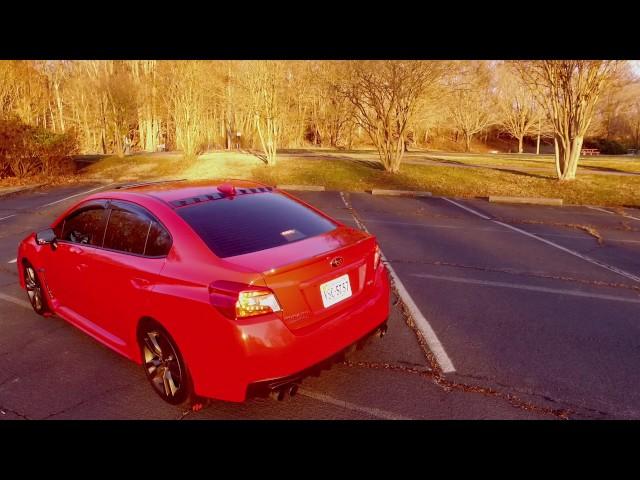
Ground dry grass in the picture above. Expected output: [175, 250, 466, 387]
[75, 150, 640, 208]
[420, 152, 640, 175]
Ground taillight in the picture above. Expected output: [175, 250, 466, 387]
[236, 290, 281, 318]
[209, 280, 281, 320]
[373, 245, 382, 270]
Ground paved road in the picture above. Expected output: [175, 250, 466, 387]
[1, 184, 639, 419]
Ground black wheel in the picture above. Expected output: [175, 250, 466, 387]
[139, 324, 192, 406]
[24, 262, 48, 315]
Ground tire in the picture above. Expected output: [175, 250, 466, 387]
[138, 322, 193, 406]
[23, 262, 49, 316]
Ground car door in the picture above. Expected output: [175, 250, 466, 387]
[45, 200, 109, 322]
[88, 200, 172, 346]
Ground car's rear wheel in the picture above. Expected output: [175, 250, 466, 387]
[24, 262, 48, 315]
[139, 324, 192, 406]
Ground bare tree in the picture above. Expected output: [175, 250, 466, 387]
[447, 61, 496, 152]
[243, 61, 284, 166]
[165, 61, 211, 159]
[337, 60, 447, 173]
[495, 64, 541, 153]
[513, 60, 622, 180]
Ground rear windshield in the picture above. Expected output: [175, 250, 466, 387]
[177, 192, 337, 258]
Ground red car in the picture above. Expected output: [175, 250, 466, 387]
[17, 180, 390, 405]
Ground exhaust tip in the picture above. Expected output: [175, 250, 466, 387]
[288, 384, 299, 397]
[378, 324, 388, 338]
[269, 388, 286, 401]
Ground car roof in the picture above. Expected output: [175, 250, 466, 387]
[104, 179, 273, 205]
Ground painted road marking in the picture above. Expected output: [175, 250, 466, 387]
[0, 292, 31, 309]
[0, 214, 16, 222]
[299, 388, 412, 420]
[492, 220, 640, 283]
[588, 206, 640, 223]
[410, 273, 640, 305]
[445, 198, 640, 284]
[339, 192, 456, 373]
[39, 184, 113, 208]
[441, 198, 491, 220]
[8, 258, 17, 264]
[332, 216, 640, 245]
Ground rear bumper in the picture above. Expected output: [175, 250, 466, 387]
[192, 266, 390, 402]
[246, 319, 388, 399]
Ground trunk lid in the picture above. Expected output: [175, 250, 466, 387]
[223, 226, 377, 331]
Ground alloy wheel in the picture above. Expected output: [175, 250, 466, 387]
[24, 264, 46, 314]
[141, 329, 188, 404]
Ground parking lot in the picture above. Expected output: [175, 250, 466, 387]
[1, 183, 640, 419]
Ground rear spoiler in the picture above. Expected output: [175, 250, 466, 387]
[116, 179, 187, 190]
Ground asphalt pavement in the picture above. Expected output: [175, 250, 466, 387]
[1, 183, 639, 419]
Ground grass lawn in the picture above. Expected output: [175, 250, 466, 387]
[421, 152, 640, 174]
[297, 148, 640, 175]
[77, 150, 640, 208]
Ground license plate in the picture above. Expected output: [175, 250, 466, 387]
[320, 274, 352, 308]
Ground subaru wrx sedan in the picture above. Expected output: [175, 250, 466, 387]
[17, 180, 390, 405]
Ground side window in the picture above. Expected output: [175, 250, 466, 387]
[103, 206, 151, 255]
[145, 221, 172, 257]
[102, 202, 171, 257]
[59, 206, 108, 246]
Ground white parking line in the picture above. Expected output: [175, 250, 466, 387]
[0, 214, 16, 222]
[8, 258, 17, 264]
[588, 206, 640, 222]
[339, 192, 456, 373]
[299, 388, 412, 420]
[588, 206, 615, 215]
[333, 216, 640, 244]
[441, 198, 491, 220]
[410, 273, 640, 305]
[0, 292, 31, 309]
[39, 184, 112, 208]
[445, 198, 640, 284]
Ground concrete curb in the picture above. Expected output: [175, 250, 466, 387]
[277, 185, 325, 191]
[489, 196, 563, 207]
[0, 183, 45, 199]
[371, 189, 432, 197]
[80, 178, 115, 184]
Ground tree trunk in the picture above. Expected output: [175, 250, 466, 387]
[464, 133, 471, 152]
[518, 136, 524, 154]
[554, 135, 583, 181]
[536, 132, 541, 155]
[563, 136, 583, 180]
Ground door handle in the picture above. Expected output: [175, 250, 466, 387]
[131, 278, 151, 289]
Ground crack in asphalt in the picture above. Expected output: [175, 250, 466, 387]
[341, 359, 572, 419]
[492, 217, 605, 246]
[40, 380, 141, 420]
[618, 221, 640, 233]
[0, 265, 18, 276]
[0, 323, 70, 360]
[450, 371, 613, 419]
[385, 258, 640, 295]
[393, 297, 571, 420]
[341, 192, 574, 420]
[0, 405, 31, 420]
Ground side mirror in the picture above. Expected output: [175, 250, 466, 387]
[36, 228, 58, 250]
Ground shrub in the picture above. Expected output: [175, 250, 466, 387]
[0, 117, 78, 178]
[584, 138, 628, 155]
[31, 127, 79, 175]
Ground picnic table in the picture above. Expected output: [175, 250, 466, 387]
[581, 148, 600, 155]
